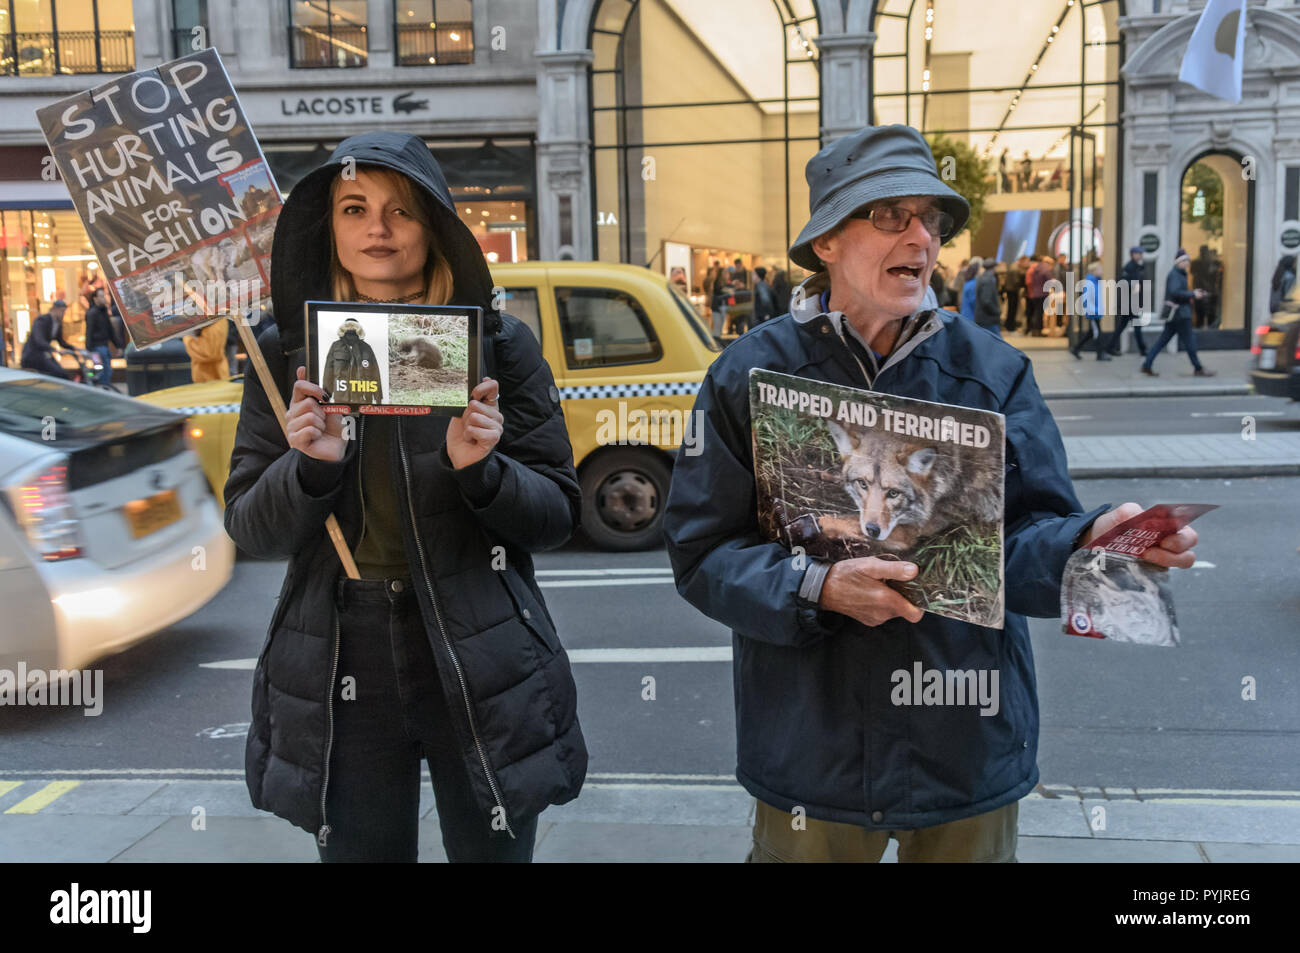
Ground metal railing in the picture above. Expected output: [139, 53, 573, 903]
[0, 30, 134, 75]
[288, 24, 368, 69]
[395, 21, 472, 66]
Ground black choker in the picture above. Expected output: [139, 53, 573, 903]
[355, 288, 426, 304]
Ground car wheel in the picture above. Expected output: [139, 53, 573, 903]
[580, 449, 671, 551]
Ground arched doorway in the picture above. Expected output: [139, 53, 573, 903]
[586, 0, 823, 305]
[1178, 151, 1253, 349]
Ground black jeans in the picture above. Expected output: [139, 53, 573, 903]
[1142, 315, 1203, 372]
[318, 576, 538, 862]
[1106, 313, 1148, 355]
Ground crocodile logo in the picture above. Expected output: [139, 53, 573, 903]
[392, 92, 429, 114]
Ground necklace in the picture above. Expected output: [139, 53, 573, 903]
[355, 288, 426, 304]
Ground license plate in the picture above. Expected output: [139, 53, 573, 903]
[123, 490, 181, 539]
[1258, 348, 1277, 370]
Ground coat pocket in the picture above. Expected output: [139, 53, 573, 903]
[497, 567, 560, 656]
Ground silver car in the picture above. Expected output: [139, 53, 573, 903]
[0, 368, 233, 674]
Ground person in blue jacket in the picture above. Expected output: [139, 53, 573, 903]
[1070, 261, 1112, 360]
[662, 124, 1202, 863]
[959, 257, 981, 320]
[1142, 248, 1215, 377]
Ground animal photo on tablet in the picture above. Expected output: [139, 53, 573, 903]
[387, 310, 470, 407]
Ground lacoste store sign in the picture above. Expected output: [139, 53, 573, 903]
[277, 91, 430, 117]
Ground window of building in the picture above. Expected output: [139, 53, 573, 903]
[0, 0, 135, 75]
[288, 0, 368, 69]
[171, 0, 208, 58]
[554, 287, 662, 369]
[395, 0, 472, 66]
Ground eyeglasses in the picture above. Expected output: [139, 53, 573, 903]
[849, 204, 953, 239]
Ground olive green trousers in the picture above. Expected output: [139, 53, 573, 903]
[745, 798, 1019, 863]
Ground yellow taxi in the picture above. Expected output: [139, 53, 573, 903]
[135, 261, 723, 550]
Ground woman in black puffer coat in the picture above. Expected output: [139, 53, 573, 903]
[223, 132, 587, 862]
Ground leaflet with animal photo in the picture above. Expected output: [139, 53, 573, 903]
[749, 369, 1006, 628]
[36, 48, 279, 348]
[1061, 502, 1217, 647]
[305, 301, 481, 416]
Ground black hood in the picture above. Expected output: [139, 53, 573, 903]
[270, 131, 498, 354]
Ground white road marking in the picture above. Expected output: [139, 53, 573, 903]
[535, 568, 674, 576]
[539, 578, 675, 588]
[1190, 410, 1286, 417]
[1053, 415, 1093, 421]
[569, 647, 731, 663]
[1191, 560, 1215, 569]
[200, 645, 733, 670]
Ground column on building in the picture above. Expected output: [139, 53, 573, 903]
[535, 50, 593, 260]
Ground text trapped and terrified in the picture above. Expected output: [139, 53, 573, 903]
[753, 378, 994, 449]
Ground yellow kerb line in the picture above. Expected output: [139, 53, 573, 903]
[0, 781, 22, 800]
[4, 780, 81, 814]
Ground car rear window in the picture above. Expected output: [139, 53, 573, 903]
[553, 286, 664, 369]
[669, 282, 723, 352]
[0, 376, 130, 437]
[500, 287, 542, 344]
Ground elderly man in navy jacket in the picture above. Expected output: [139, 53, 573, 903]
[662, 124, 1200, 863]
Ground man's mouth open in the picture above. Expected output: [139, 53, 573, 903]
[886, 265, 923, 280]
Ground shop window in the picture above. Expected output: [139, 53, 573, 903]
[498, 287, 541, 345]
[554, 287, 662, 369]
[395, 0, 472, 66]
[171, 0, 207, 58]
[0, 0, 135, 75]
[288, 0, 367, 69]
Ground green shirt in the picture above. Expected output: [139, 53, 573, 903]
[352, 417, 412, 581]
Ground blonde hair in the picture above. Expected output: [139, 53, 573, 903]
[328, 166, 454, 306]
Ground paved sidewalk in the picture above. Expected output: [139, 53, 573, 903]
[1023, 343, 1254, 399]
[1063, 431, 1300, 479]
[2, 774, 1298, 862]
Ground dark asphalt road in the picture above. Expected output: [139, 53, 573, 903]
[4, 476, 1296, 798]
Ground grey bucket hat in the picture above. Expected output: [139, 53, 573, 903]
[789, 124, 971, 272]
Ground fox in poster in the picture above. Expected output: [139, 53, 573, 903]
[815, 421, 1003, 551]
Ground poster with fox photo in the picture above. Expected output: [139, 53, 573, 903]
[749, 369, 1006, 628]
[306, 301, 481, 416]
[36, 47, 280, 348]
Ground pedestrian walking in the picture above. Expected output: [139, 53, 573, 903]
[960, 257, 981, 321]
[1003, 255, 1025, 332]
[1024, 256, 1050, 336]
[1142, 247, 1215, 377]
[1070, 261, 1111, 360]
[222, 131, 586, 862]
[974, 257, 1003, 337]
[752, 266, 777, 325]
[19, 299, 75, 379]
[711, 264, 731, 336]
[1270, 254, 1297, 312]
[83, 287, 124, 386]
[1106, 246, 1149, 357]
[771, 268, 792, 315]
[662, 122, 1202, 864]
